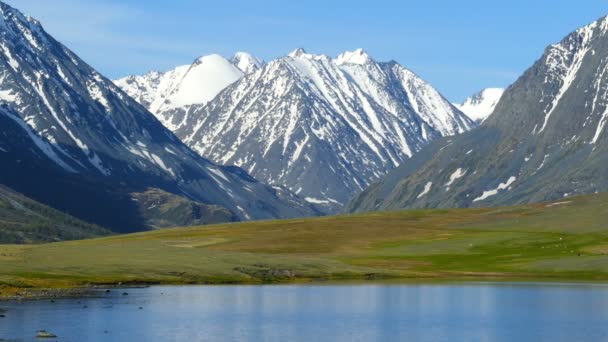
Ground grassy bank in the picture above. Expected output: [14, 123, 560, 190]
[2, 193, 608, 297]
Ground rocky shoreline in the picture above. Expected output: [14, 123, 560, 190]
[0, 287, 102, 301]
[0, 283, 159, 301]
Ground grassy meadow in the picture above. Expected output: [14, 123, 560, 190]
[2, 193, 608, 296]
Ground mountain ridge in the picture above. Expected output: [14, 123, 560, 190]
[347, 15, 608, 213]
[153, 48, 475, 212]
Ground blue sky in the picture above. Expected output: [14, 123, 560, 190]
[4, 0, 608, 102]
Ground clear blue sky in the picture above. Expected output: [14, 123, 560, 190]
[4, 0, 608, 102]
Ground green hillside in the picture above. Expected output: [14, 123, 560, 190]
[0, 186, 111, 244]
[2, 193, 608, 296]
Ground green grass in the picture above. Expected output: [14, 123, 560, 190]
[2, 193, 608, 294]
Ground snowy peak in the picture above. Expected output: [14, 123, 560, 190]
[456, 88, 504, 122]
[231, 52, 264, 73]
[335, 49, 373, 65]
[0, 2, 44, 42]
[286, 48, 330, 61]
[113, 66, 187, 113]
[288, 48, 307, 58]
[161, 54, 243, 109]
[115, 52, 266, 120]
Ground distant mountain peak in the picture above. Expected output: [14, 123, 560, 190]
[192, 53, 226, 65]
[163, 54, 243, 109]
[335, 49, 372, 65]
[456, 88, 505, 122]
[288, 48, 307, 58]
[231, 52, 264, 73]
[115, 52, 266, 124]
[286, 48, 331, 61]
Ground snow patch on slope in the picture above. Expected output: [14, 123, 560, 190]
[445, 168, 467, 187]
[417, 182, 433, 199]
[473, 177, 517, 202]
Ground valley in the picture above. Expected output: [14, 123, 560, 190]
[2, 2, 608, 341]
[2, 192, 608, 298]
[1, 1, 608, 298]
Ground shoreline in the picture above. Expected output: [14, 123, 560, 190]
[4, 275, 608, 301]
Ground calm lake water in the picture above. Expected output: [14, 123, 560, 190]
[3, 283, 608, 341]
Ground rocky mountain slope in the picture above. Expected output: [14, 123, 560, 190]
[0, 100, 237, 231]
[148, 48, 474, 212]
[348, 16, 608, 212]
[455, 88, 504, 122]
[0, 1, 317, 232]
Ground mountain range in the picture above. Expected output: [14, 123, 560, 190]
[348, 16, 608, 212]
[117, 48, 475, 212]
[4, 0, 608, 242]
[0, 1, 317, 233]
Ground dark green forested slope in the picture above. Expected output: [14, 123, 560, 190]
[0, 185, 111, 243]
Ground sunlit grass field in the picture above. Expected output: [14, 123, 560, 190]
[2, 193, 608, 294]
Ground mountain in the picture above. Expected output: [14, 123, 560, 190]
[0, 100, 236, 231]
[0, 1, 317, 232]
[114, 52, 263, 130]
[231, 52, 264, 74]
[160, 48, 474, 212]
[112, 65, 190, 119]
[0, 185, 110, 244]
[0, 104, 110, 243]
[455, 88, 504, 122]
[348, 16, 608, 212]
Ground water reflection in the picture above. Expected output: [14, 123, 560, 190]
[2, 283, 608, 341]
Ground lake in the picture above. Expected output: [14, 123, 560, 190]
[3, 283, 608, 341]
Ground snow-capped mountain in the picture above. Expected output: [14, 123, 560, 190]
[231, 52, 264, 74]
[455, 88, 504, 122]
[0, 101, 146, 231]
[114, 64, 190, 116]
[0, 1, 317, 231]
[163, 48, 474, 212]
[348, 16, 608, 213]
[114, 52, 263, 130]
